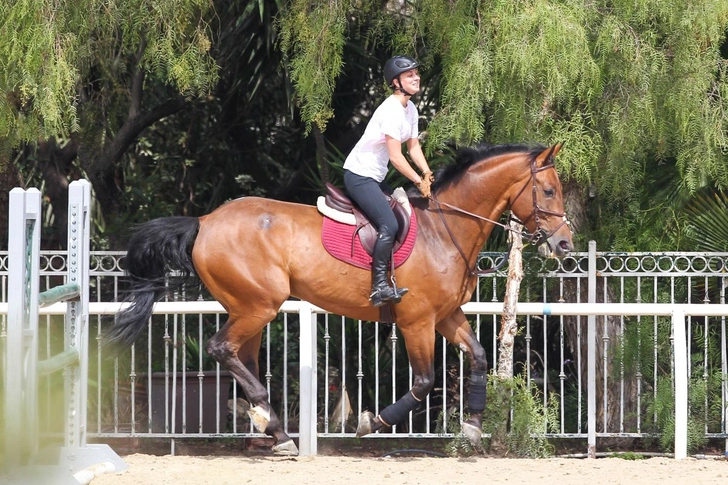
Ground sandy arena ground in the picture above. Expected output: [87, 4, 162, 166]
[87, 453, 728, 485]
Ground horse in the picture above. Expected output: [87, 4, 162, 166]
[105, 142, 573, 455]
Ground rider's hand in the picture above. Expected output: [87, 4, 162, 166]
[416, 171, 434, 198]
[416, 176, 431, 198]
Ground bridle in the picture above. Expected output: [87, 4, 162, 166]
[508, 151, 571, 246]
[430, 150, 571, 276]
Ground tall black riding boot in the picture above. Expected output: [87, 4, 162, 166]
[370, 227, 408, 307]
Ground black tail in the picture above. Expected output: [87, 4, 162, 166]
[104, 216, 201, 351]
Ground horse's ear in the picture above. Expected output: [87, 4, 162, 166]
[535, 143, 563, 167]
[535, 144, 556, 167]
[550, 143, 563, 159]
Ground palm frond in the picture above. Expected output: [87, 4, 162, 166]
[685, 190, 728, 252]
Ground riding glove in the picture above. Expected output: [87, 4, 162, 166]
[416, 171, 434, 198]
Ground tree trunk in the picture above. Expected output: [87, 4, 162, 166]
[490, 220, 525, 454]
[560, 180, 638, 436]
[498, 220, 525, 378]
[36, 138, 80, 248]
[88, 97, 187, 220]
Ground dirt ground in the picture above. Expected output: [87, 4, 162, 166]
[2, 438, 726, 484]
[89, 453, 728, 485]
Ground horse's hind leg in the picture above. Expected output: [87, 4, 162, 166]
[235, 329, 296, 453]
[206, 314, 298, 455]
[436, 308, 488, 448]
[236, 330, 263, 379]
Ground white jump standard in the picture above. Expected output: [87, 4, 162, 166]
[2, 180, 126, 484]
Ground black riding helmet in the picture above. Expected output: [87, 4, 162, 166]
[383, 55, 420, 89]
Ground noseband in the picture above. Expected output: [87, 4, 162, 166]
[431, 152, 571, 276]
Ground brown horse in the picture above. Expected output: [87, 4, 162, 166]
[105, 142, 573, 455]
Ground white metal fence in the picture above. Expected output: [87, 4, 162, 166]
[1, 245, 727, 458]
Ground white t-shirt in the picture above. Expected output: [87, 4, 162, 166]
[343, 95, 419, 183]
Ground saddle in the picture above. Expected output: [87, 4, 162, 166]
[318, 183, 411, 256]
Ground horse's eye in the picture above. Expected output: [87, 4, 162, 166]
[544, 188, 555, 198]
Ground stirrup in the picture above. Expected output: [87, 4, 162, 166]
[370, 285, 409, 307]
[389, 285, 408, 304]
[389, 275, 408, 303]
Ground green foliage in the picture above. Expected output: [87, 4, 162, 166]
[643, 375, 710, 454]
[419, 0, 493, 149]
[183, 324, 220, 372]
[444, 426, 480, 457]
[616, 309, 724, 454]
[684, 190, 728, 252]
[278, 0, 349, 133]
[4, 0, 728, 254]
[276, 0, 728, 252]
[610, 451, 647, 460]
[0, 0, 80, 144]
[480, 374, 559, 458]
[0, 0, 218, 155]
[88, 0, 218, 97]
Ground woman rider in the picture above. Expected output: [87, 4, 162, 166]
[343, 55, 434, 307]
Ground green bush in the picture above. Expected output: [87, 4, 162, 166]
[443, 373, 560, 457]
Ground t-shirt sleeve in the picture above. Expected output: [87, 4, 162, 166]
[380, 115, 402, 142]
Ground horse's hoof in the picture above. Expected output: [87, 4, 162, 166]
[356, 411, 375, 437]
[247, 405, 271, 433]
[273, 439, 299, 456]
[461, 421, 483, 448]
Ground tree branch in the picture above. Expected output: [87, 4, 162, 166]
[90, 97, 188, 215]
[97, 98, 187, 178]
[312, 122, 329, 185]
[129, 38, 147, 119]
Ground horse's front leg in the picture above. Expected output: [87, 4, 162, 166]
[206, 320, 298, 456]
[436, 308, 488, 448]
[356, 323, 435, 437]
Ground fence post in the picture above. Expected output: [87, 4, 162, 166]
[299, 302, 318, 455]
[672, 309, 688, 460]
[587, 240, 596, 458]
[4, 188, 41, 469]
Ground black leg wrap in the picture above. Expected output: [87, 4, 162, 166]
[379, 391, 420, 427]
[468, 370, 487, 415]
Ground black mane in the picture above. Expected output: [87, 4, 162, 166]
[431, 142, 546, 194]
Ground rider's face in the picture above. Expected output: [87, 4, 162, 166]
[396, 69, 420, 94]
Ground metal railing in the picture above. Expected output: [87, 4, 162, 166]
[1, 246, 726, 457]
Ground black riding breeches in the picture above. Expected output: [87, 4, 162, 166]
[343, 170, 399, 239]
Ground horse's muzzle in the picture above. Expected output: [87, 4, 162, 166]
[538, 237, 572, 258]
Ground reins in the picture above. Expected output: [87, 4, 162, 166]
[429, 153, 570, 277]
[431, 198, 510, 276]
